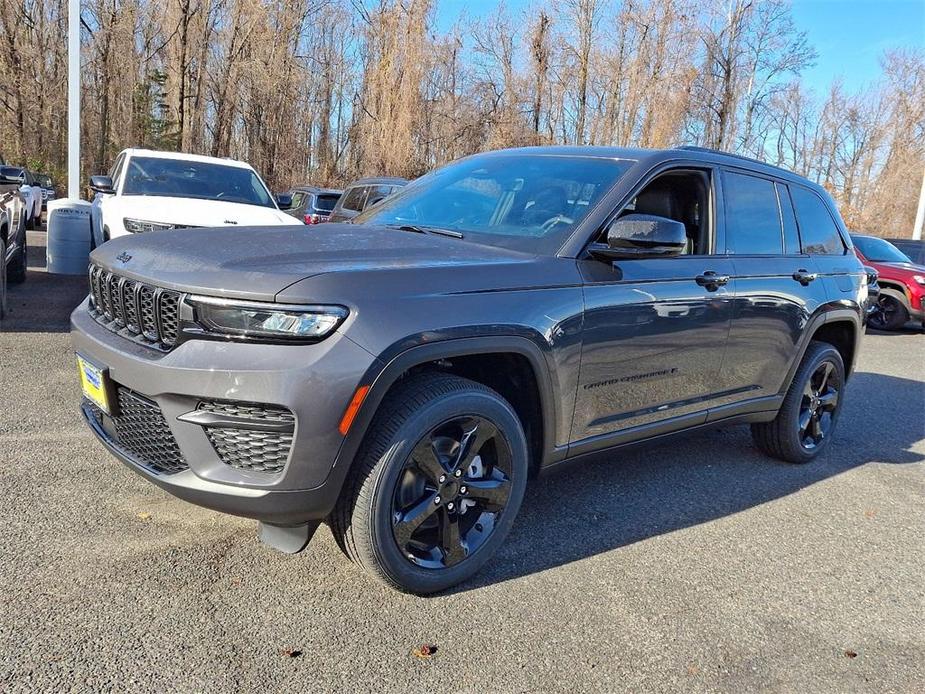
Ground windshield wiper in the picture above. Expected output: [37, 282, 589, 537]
[389, 223, 464, 239]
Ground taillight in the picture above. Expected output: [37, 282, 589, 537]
[304, 213, 323, 225]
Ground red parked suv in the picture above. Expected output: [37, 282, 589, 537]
[851, 234, 925, 331]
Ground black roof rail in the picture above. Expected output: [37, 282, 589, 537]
[675, 145, 794, 176]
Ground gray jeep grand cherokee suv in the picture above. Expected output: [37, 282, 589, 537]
[72, 146, 867, 594]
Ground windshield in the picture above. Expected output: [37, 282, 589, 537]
[36, 174, 53, 188]
[355, 153, 635, 252]
[122, 156, 275, 208]
[1, 166, 24, 181]
[852, 235, 911, 263]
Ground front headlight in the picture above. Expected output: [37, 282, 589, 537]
[912, 275, 925, 286]
[123, 217, 175, 233]
[186, 295, 348, 341]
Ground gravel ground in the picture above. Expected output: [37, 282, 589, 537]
[1, 230, 923, 693]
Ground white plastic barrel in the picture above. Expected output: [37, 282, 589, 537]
[46, 199, 92, 275]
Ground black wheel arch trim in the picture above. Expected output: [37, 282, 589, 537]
[327, 334, 560, 500]
[875, 285, 911, 310]
[782, 306, 861, 391]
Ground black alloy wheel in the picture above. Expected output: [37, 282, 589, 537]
[751, 341, 846, 464]
[332, 373, 528, 594]
[869, 294, 908, 331]
[392, 415, 513, 569]
[797, 360, 840, 450]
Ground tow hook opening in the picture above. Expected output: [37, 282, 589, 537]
[258, 520, 320, 554]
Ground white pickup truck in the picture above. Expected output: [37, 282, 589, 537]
[89, 149, 295, 248]
[0, 172, 28, 319]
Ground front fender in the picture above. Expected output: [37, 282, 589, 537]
[330, 334, 564, 480]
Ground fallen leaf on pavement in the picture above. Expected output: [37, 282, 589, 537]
[412, 644, 438, 659]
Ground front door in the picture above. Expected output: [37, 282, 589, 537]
[571, 166, 735, 446]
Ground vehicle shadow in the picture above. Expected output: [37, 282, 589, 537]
[0, 230, 86, 334]
[455, 370, 924, 593]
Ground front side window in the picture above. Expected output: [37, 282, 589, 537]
[723, 171, 783, 255]
[121, 156, 275, 208]
[790, 186, 845, 255]
[290, 191, 306, 209]
[357, 154, 634, 253]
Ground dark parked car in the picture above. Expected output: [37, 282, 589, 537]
[282, 186, 342, 225]
[327, 176, 408, 223]
[851, 234, 925, 330]
[884, 238, 925, 265]
[72, 145, 866, 594]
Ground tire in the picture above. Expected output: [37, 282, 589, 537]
[0, 237, 7, 321]
[7, 226, 26, 284]
[868, 294, 909, 331]
[331, 373, 529, 594]
[751, 341, 846, 464]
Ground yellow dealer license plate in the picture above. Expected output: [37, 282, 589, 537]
[77, 354, 112, 414]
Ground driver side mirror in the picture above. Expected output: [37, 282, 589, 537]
[593, 214, 687, 260]
[276, 193, 293, 209]
[89, 175, 115, 195]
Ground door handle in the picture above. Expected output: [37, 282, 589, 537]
[695, 271, 730, 290]
[792, 269, 818, 285]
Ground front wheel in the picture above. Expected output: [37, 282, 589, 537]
[751, 341, 845, 464]
[331, 373, 529, 594]
[868, 294, 909, 331]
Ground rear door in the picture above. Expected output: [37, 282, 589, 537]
[788, 184, 862, 309]
[716, 170, 828, 416]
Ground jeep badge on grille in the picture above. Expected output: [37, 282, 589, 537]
[116, 251, 132, 263]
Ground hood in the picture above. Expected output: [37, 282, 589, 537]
[107, 195, 292, 227]
[90, 223, 533, 301]
[873, 260, 925, 277]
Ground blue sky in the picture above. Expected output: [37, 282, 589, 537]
[435, 0, 925, 95]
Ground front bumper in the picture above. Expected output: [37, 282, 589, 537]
[71, 299, 379, 524]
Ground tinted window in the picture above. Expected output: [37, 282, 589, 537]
[851, 235, 911, 263]
[776, 183, 801, 254]
[315, 194, 339, 212]
[791, 186, 845, 255]
[1, 166, 24, 182]
[357, 154, 634, 253]
[36, 174, 53, 188]
[122, 156, 275, 208]
[340, 186, 368, 212]
[363, 185, 394, 210]
[724, 171, 783, 254]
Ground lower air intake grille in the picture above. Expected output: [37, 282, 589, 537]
[197, 400, 295, 474]
[87, 389, 188, 475]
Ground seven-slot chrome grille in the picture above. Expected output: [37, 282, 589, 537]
[88, 265, 181, 349]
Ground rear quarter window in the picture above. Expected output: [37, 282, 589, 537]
[790, 186, 846, 255]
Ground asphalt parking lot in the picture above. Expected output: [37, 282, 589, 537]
[1, 230, 923, 692]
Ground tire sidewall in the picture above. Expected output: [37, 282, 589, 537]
[784, 344, 845, 462]
[364, 389, 528, 593]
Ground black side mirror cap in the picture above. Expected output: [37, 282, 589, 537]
[590, 214, 687, 261]
[89, 175, 115, 194]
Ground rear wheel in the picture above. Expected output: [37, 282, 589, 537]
[7, 227, 26, 284]
[331, 373, 528, 594]
[0, 237, 8, 320]
[868, 294, 908, 331]
[751, 342, 845, 464]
